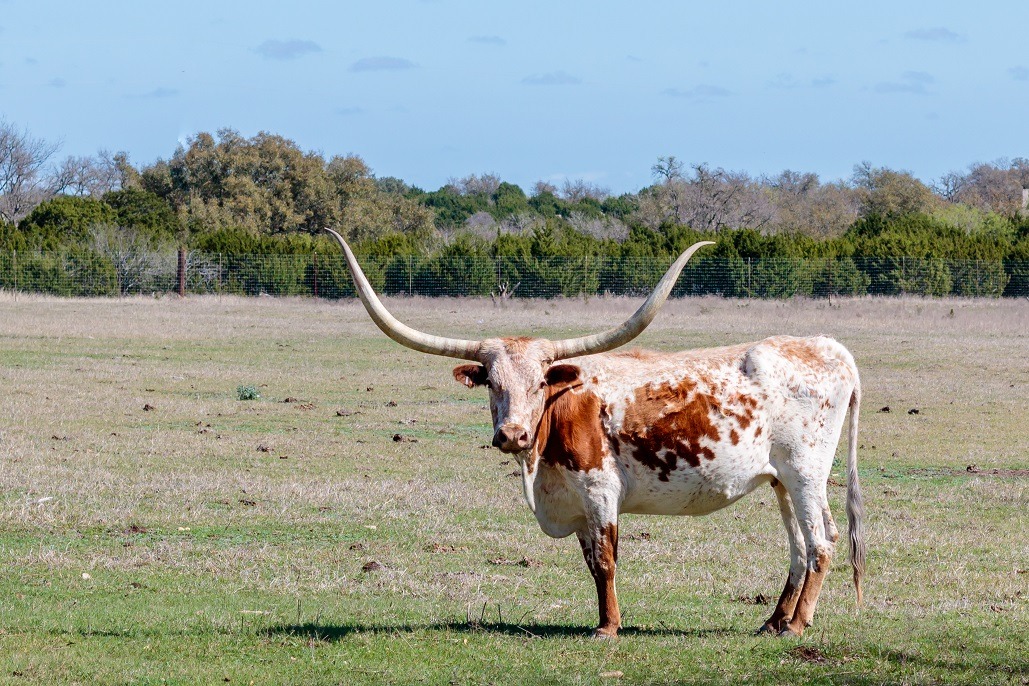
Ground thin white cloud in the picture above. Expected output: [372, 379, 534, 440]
[255, 39, 322, 61]
[1008, 66, 1029, 82]
[874, 71, 934, 94]
[769, 73, 800, 89]
[129, 87, 179, 99]
[904, 27, 965, 43]
[522, 70, 581, 86]
[350, 56, 417, 72]
[771, 73, 836, 90]
[663, 84, 732, 100]
[468, 35, 505, 46]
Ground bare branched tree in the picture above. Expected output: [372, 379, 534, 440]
[568, 211, 629, 242]
[91, 223, 161, 294]
[931, 171, 966, 202]
[498, 212, 543, 236]
[531, 180, 558, 197]
[642, 163, 774, 232]
[651, 155, 684, 184]
[0, 120, 61, 224]
[561, 179, 610, 202]
[948, 160, 1026, 215]
[52, 150, 122, 198]
[448, 173, 502, 197]
[462, 211, 499, 240]
[764, 170, 859, 236]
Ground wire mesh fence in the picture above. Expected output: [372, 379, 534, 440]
[0, 250, 1027, 298]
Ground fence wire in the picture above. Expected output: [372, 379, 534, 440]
[0, 251, 1027, 298]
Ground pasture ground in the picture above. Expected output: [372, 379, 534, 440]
[0, 293, 1026, 685]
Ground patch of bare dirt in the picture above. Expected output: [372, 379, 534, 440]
[788, 645, 828, 664]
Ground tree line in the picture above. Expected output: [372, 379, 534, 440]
[1, 120, 1028, 297]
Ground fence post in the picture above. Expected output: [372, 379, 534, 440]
[177, 246, 187, 297]
[583, 254, 588, 299]
[313, 252, 319, 298]
[827, 256, 832, 304]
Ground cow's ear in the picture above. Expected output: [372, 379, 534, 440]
[453, 364, 489, 388]
[545, 364, 580, 390]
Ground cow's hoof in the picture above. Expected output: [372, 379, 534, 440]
[777, 625, 803, 638]
[756, 616, 790, 635]
[592, 628, 619, 640]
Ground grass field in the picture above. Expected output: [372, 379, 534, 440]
[0, 293, 1026, 685]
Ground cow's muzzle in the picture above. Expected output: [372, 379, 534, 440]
[492, 423, 530, 453]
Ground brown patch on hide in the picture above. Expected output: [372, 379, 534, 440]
[784, 548, 833, 636]
[501, 336, 536, 353]
[613, 349, 659, 361]
[774, 338, 830, 372]
[730, 429, 740, 445]
[758, 578, 803, 634]
[535, 382, 606, 473]
[580, 523, 620, 636]
[618, 379, 721, 480]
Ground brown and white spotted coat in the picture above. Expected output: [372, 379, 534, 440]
[326, 228, 864, 639]
[454, 334, 864, 638]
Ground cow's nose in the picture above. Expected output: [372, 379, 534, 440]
[493, 424, 530, 452]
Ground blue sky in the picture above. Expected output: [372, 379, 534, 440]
[2, 1, 1027, 194]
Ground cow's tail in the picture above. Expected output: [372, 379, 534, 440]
[845, 381, 866, 607]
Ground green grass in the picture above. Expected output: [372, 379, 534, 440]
[0, 294, 1026, 684]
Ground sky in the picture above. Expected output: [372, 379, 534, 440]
[2, 1, 1028, 195]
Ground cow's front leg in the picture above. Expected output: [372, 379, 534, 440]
[576, 521, 620, 638]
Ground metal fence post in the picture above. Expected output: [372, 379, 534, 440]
[177, 246, 187, 297]
[827, 256, 833, 304]
[583, 254, 588, 299]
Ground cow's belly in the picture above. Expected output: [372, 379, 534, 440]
[617, 443, 774, 516]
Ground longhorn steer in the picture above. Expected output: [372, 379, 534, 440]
[325, 228, 865, 638]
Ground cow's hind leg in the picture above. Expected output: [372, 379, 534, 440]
[757, 479, 806, 634]
[776, 464, 836, 637]
[576, 521, 620, 638]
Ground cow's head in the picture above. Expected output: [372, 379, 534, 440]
[324, 228, 712, 455]
[452, 337, 586, 453]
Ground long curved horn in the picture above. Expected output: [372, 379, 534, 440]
[551, 241, 715, 360]
[324, 228, 481, 361]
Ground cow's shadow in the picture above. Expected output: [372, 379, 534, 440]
[262, 620, 735, 642]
